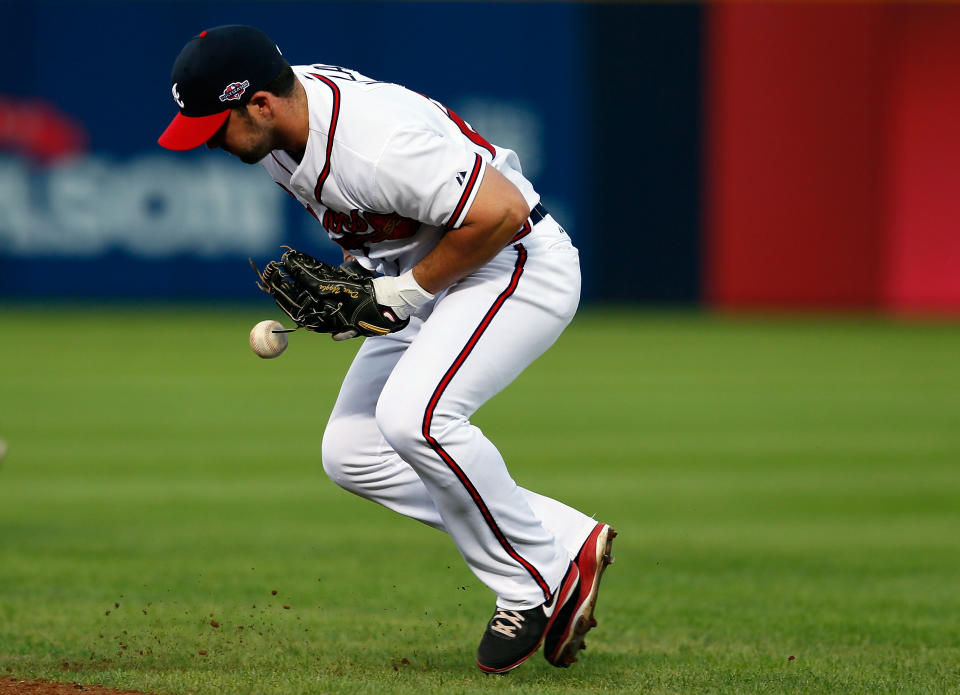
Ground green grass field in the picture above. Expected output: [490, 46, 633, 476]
[1, 306, 958, 694]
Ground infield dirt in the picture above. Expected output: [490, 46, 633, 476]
[1, 678, 156, 695]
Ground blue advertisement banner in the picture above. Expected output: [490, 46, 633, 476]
[0, 1, 587, 299]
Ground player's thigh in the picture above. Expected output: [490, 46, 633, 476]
[323, 319, 419, 460]
[378, 239, 580, 436]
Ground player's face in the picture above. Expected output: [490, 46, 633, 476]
[206, 108, 275, 164]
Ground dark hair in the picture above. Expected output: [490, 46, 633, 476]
[230, 62, 296, 119]
[263, 63, 296, 98]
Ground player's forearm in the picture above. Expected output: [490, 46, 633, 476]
[412, 215, 523, 294]
[370, 207, 525, 320]
[371, 166, 529, 318]
[413, 165, 529, 294]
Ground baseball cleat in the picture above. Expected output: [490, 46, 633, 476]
[476, 561, 579, 674]
[544, 522, 617, 667]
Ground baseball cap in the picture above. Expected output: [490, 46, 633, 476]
[158, 25, 288, 151]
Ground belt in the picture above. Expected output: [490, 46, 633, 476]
[510, 202, 549, 244]
[530, 202, 548, 226]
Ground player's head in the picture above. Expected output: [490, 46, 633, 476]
[158, 25, 291, 152]
[203, 63, 300, 164]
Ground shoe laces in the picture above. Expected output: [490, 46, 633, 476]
[490, 610, 526, 638]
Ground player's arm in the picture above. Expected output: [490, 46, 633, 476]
[370, 165, 529, 318]
[412, 166, 528, 293]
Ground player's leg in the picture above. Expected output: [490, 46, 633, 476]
[371, 225, 596, 672]
[373, 223, 585, 606]
[323, 219, 611, 671]
[322, 300, 596, 556]
[321, 321, 449, 531]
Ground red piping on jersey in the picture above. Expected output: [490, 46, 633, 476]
[448, 154, 483, 229]
[420, 244, 551, 602]
[275, 181, 319, 220]
[275, 181, 294, 197]
[310, 74, 341, 204]
[270, 152, 294, 177]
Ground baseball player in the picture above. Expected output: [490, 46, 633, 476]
[158, 25, 615, 673]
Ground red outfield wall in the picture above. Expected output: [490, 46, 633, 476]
[706, 3, 960, 312]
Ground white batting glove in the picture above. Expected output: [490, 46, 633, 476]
[371, 269, 435, 321]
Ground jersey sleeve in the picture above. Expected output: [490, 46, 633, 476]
[372, 126, 487, 229]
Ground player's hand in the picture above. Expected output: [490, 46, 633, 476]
[370, 271, 435, 321]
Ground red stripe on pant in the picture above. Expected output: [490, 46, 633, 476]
[510, 220, 532, 244]
[420, 244, 551, 601]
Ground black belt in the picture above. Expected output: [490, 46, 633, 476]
[530, 202, 548, 226]
[510, 202, 549, 244]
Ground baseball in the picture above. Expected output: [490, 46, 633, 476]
[249, 320, 289, 359]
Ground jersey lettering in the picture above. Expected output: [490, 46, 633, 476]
[322, 209, 420, 250]
[420, 95, 496, 159]
[307, 64, 386, 86]
[442, 106, 496, 158]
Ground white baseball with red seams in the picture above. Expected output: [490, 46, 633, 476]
[249, 319, 288, 358]
[260, 64, 596, 610]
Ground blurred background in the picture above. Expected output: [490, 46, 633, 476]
[2, 0, 956, 313]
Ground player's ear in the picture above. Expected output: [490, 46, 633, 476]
[247, 92, 275, 121]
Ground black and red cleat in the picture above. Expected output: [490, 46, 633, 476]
[544, 523, 616, 667]
[477, 561, 579, 673]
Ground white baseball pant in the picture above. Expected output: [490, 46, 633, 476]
[321, 216, 596, 609]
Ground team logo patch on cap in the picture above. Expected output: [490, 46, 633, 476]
[219, 80, 251, 102]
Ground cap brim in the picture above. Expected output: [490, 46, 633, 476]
[158, 110, 230, 150]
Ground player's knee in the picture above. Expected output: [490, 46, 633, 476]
[376, 389, 467, 463]
[320, 419, 356, 490]
[374, 391, 426, 459]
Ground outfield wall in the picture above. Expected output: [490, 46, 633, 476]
[706, 3, 960, 313]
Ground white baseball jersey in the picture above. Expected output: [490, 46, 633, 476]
[262, 63, 597, 610]
[260, 64, 538, 274]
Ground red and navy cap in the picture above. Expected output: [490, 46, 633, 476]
[158, 25, 288, 151]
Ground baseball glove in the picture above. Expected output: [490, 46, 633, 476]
[250, 248, 409, 340]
